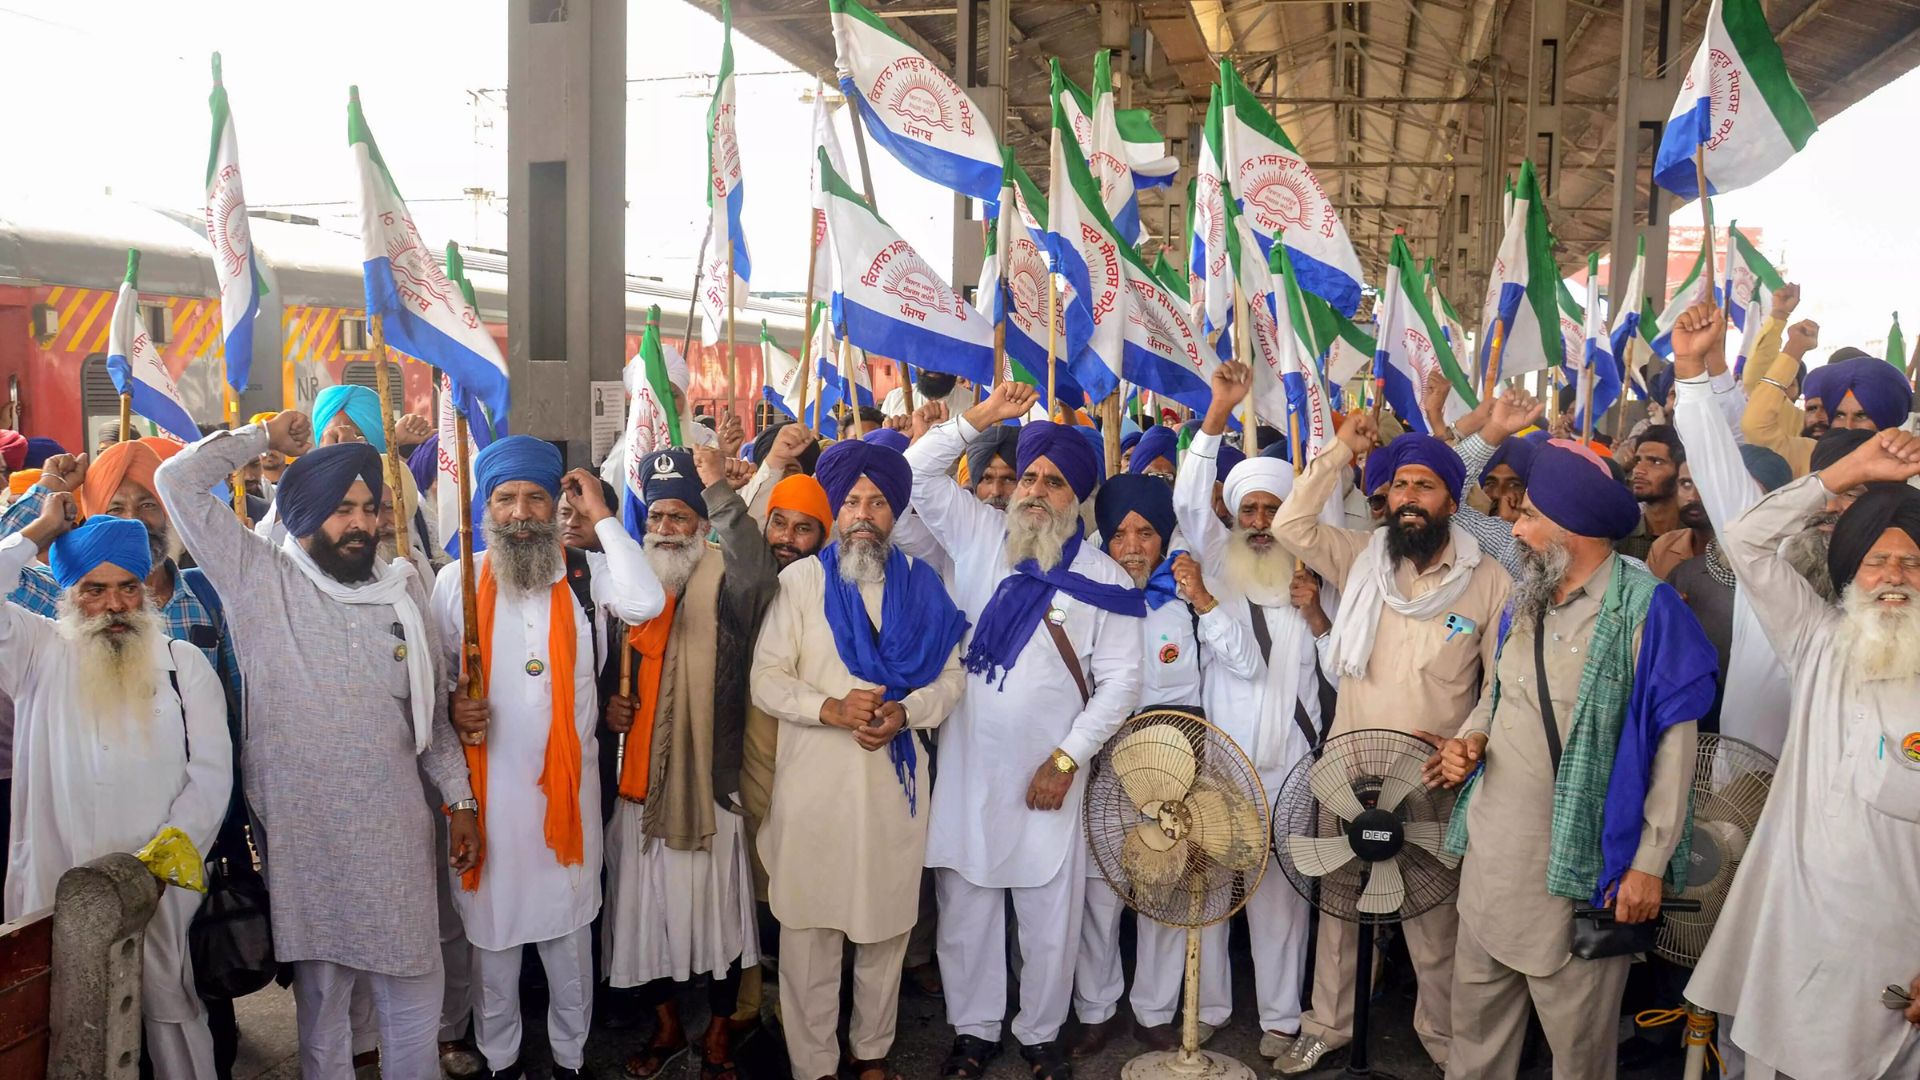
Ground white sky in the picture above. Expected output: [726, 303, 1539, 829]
[2, 0, 1914, 355]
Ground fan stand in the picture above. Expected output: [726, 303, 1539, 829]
[1336, 913, 1395, 1079]
[1120, 925, 1255, 1080]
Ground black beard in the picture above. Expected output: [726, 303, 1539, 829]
[1679, 503, 1712, 532]
[1635, 478, 1676, 504]
[1384, 508, 1450, 565]
[1802, 420, 1829, 438]
[309, 529, 378, 584]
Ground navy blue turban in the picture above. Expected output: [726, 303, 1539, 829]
[638, 448, 708, 520]
[275, 443, 383, 539]
[1259, 438, 1293, 464]
[1738, 444, 1791, 494]
[1096, 474, 1177, 553]
[406, 435, 439, 495]
[815, 439, 912, 515]
[1648, 368, 1675, 406]
[23, 437, 65, 470]
[1076, 426, 1107, 479]
[1830, 483, 1920, 595]
[1369, 434, 1467, 503]
[1527, 441, 1642, 540]
[750, 421, 822, 476]
[1119, 430, 1143, 459]
[1481, 437, 1539, 484]
[1820, 355, 1914, 430]
[1016, 421, 1101, 501]
[49, 516, 151, 589]
[1214, 442, 1245, 483]
[473, 434, 563, 503]
[966, 424, 1021, 490]
[1127, 425, 1179, 475]
[862, 428, 910, 453]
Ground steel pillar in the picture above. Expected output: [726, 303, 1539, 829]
[952, 0, 1008, 289]
[506, 0, 626, 468]
[1610, 0, 1688, 335]
[1527, 0, 1568, 207]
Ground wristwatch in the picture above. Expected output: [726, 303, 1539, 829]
[1050, 748, 1078, 775]
[448, 798, 479, 815]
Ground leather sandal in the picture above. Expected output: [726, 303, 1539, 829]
[843, 1056, 903, 1080]
[941, 1034, 1002, 1079]
[1019, 1040, 1073, 1080]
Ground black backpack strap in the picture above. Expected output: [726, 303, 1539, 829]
[1250, 600, 1321, 751]
[1533, 609, 1562, 774]
[164, 639, 188, 759]
[563, 547, 599, 657]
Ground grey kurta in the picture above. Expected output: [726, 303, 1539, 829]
[157, 425, 471, 977]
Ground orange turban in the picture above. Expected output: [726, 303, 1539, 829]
[82, 440, 165, 517]
[139, 437, 184, 462]
[9, 469, 40, 497]
[767, 473, 832, 529]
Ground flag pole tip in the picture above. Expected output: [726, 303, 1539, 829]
[211, 53, 223, 82]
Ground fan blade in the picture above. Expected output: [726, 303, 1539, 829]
[1286, 834, 1359, 878]
[1184, 788, 1266, 871]
[1401, 820, 1460, 869]
[1308, 755, 1369, 822]
[1122, 828, 1189, 888]
[1111, 724, 1198, 812]
[1373, 747, 1433, 813]
[1357, 857, 1407, 915]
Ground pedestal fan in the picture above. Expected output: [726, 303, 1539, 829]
[1084, 708, 1270, 1080]
[1273, 729, 1462, 1079]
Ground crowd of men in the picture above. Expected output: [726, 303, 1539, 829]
[1, 287, 1918, 1080]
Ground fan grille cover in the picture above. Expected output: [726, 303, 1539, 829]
[1084, 709, 1271, 928]
[1658, 733, 1777, 967]
[1273, 728, 1462, 925]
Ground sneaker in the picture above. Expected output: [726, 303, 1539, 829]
[1274, 1035, 1334, 1075]
[1257, 1031, 1299, 1060]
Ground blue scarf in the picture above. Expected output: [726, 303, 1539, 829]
[962, 527, 1147, 687]
[1144, 550, 1185, 610]
[818, 543, 969, 816]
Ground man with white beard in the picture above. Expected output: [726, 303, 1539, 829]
[750, 440, 968, 1080]
[2, 505, 230, 1078]
[1685, 431, 1920, 1080]
[1152, 363, 1332, 1061]
[906, 382, 1144, 1080]
[1427, 440, 1713, 1080]
[430, 436, 664, 1079]
[602, 445, 777, 1080]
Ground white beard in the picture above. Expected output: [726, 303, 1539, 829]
[1510, 539, 1574, 627]
[1220, 526, 1291, 603]
[1838, 582, 1920, 682]
[57, 599, 162, 727]
[644, 533, 708, 595]
[834, 524, 891, 584]
[1004, 497, 1076, 572]
[1781, 522, 1837, 601]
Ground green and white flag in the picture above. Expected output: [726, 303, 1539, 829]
[1655, 0, 1817, 198]
[1377, 235, 1475, 432]
[1476, 159, 1563, 381]
[1723, 222, 1784, 374]
[1651, 242, 1713, 358]
[1889, 312, 1907, 374]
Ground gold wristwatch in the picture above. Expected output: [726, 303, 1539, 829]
[1050, 748, 1078, 774]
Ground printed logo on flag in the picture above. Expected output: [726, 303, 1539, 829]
[1404, 325, 1439, 383]
[1126, 278, 1202, 366]
[1071, 222, 1123, 321]
[1196, 175, 1227, 272]
[1008, 237, 1049, 326]
[207, 164, 252, 281]
[1238, 159, 1337, 240]
[865, 241, 964, 322]
[873, 60, 977, 138]
[1689, 48, 1744, 149]
[710, 102, 742, 196]
[384, 214, 474, 327]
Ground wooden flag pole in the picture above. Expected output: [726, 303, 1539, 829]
[118, 393, 132, 441]
[799, 88, 823, 428]
[1610, 337, 1635, 438]
[369, 314, 409, 558]
[1580, 361, 1598, 445]
[1481, 318, 1508, 404]
[681, 222, 713, 356]
[837, 337, 856, 442]
[1695, 147, 1716, 288]
[725, 239, 739, 421]
[1234, 277, 1258, 455]
[226, 377, 249, 524]
[795, 315, 816, 427]
[1045, 270, 1059, 420]
[1101, 390, 1121, 479]
[454, 410, 484, 744]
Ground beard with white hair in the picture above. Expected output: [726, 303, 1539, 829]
[1781, 513, 1838, 601]
[1510, 537, 1574, 627]
[484, 517, 565, 595]
[56, 594, 162, 723]
[1004, 496, 1077, 572]
[1221, 525, 1291, 601]
[834, 521, 893, 584]
[644, 531, 708, 595]
[1837, 580, 1920, 682]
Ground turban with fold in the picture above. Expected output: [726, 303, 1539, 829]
[966, 424, 1021, 489]
[750, 420, 822, 475]
[1368, 434, 1467, 503]
[8, 470, 39, 497]
[50, 516, 151, 589]
[407, 436, 440, 495]
[1075, 425, 1107, 478]
[815, 439, 911, 514]
[1214, 442, 1245, 483]
[862, 428, 910, 453]
[1481, 437, 1539, 484]
[473, 435, 563, 503]
[80, 440, 164, 518]
[638, 448, 707, 520]
[0, 430, 26, 471]
[275, 443, 383, 539]
[1119, 430, 1143, 459]
[1259, 438, 1293, 464]
[1811, 428, 1874, 473]
[1223, 456, 1295, 517]
[1527, 440, 1642, 540]
[1830, 483, 1920, 595]
[1095, 474, 1176, 552]
[138, 437, 183, 463]
[768, 474, 832, 529]
[23, 438, 64, 470]
[1819, 354, 1914, 430]
[1648, 368, 1675, 406]
[312, 385, 389, 453]
[1016, 421, 1101, 501]
[1738, 444, 1792, 494]
[1127, 425, 1179, 475]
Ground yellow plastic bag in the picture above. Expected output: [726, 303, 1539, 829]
[134, 827, 206, 893]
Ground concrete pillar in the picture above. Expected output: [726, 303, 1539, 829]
[1610, 0, 1688, 323]
[506, 0, 626, 468]
[47, 855, 159, 1080]
[951, 0, 1009, 289]
[1526, 0, 1568, 206]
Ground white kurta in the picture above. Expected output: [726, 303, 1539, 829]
[906, 417, 1144, 889]
[0, 533, 231, 1024]
[749, 555, 966, 942]
[1686, 475, 1920, 1079]
[429, 518, 663, 951]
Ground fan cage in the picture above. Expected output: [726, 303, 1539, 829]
[1657, 733, 1777, 968]
[1084, 709, 1271, 929]
[1273, 728, 1462, 926]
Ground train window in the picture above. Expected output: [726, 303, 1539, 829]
[339, 361, 403, 416]
[340, 317, 368, 353]
[141, 304, 171, 346]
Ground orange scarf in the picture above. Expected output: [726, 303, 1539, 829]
[616, 595, 677, 802]
[461, 559, 584, 891]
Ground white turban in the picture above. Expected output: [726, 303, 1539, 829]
[1223, 456, 1295, 515]
[662, 342, 691, 392]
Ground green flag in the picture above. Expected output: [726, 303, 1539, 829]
[639, 305, 683, 448]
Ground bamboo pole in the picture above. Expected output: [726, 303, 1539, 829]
[725, 239, 738, 422]
[1580, 360, 1598, 445]
[1045, 270, 1059, 420]
[1101, 389, 1121, 479]
[1481, 319, 1508, 404]
[369, 315, 410, 558]
[118, 393, 131, 441]
[224, 372, 248, 524]
[799, 87, 823, 428]
[838, 337, 855, 443]
[455, 410, 484, 743]
[1234, 278, 1259, 455]
[1695, 147, 1715, 288]
[681, 221, 713, 356]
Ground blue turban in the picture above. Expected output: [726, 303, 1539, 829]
[1801, 363, 1834, 405]
[1016, 421, 1101, 501]
[1821, 355, 1914, 430]
[49, 516, 151, 589]
[312, 385, 389, 453]
[815, 439, 912, 515]
[862, 428, 910, 453]
[1075, 426, 1107, 478]
[638, 448, 707, 520]
[966, 424, 1021, 490]
[1481, 437, 1539, 484]
[23, 437, 65, 470]
[1527, 441, 1642, 540]
[1214, 442, 1245, 483]
[1648, 368, 1675, 406]
[1127, 425, 1179, 475]
[1738, 444, 1791, 494]
[1095, 474, 1176, 553]
[1259, 438, 1292, 464]
[1369, 434, 1467, 503]
[473, 434, 563, 503]
[275, 442, 384, 539]
[406, 435, 440, 496]
[1119, 430, 1143, 459]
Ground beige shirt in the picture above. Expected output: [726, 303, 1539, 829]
[1273, 439, 1510, 738]
[1457, 554, 1696, 976]
[749, 555, 967, 942]
[1741, 344, 1814, 477]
